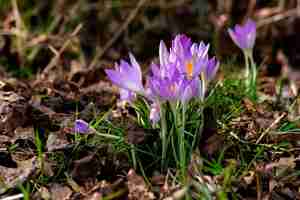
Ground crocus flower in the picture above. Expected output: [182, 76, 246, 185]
[228, 19, 256, 51]
[105, 54, 144, 94]
[74, 119, 90, 133]
[169, 34, 210, 80]
[147, 34, 219, 103]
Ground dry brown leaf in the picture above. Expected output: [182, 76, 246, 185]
[0, 156, 38, 194]
[127, 169, 155, 200]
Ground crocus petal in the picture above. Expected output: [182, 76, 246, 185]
[228, 29, 242, 49]
[181, 81, 193, 103]
[206, 57, 219, 81]
[150, 62, 160, 78]
[150, 102, 160, 124]
[105, 69, 124, 87]
[105, 54, 144, 94]
[181, 78, 203, 103]
[120, 88, 136, 102]
[129, 53, 142, 82]
[159, 41, 169, 70]
[198, 42, 210, 58]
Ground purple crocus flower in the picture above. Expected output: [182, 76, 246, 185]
[169, 34, 210, 80]
[74, 119, 90, 133]
[105, 54, 144, 94]
[228, 19, 256, 50]
[147, 34, 219, 102]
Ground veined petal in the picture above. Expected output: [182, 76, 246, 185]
[150, 62, 160, 78]
[181, 81, 193, 103]
[206, 57, 219, 81]
[106, 69, 140, 92]
[228, 28, 241, 49]
[159, 41, 169, 68]
[105, 54, 144, 94]
[129, 53, 142, 82]
[105, 69, 124, 87]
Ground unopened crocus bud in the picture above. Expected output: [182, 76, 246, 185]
[74, 119, 89, 133]
[228, 19, 256, 51]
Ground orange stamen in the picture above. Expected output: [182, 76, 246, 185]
[186, 62, 193, 78]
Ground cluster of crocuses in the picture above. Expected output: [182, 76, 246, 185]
[74, 19, 257, 175]
[105, 34, 219, 123]
[105, 34, 219, 174]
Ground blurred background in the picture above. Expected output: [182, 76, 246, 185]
[0, 0, 299, 87]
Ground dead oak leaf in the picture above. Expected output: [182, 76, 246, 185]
[0, 156, 38, 194]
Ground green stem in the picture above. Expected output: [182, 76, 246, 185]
[160, 102, 168, 170]
[249, 54, 256, 84]
[191, 106, 204, 152]
[243, 51, 250, 81]
[248, 52, 257, 100]
[95, 132, 122, 140]
[180, 104, 187, 182]
[130, 144, 137, 170]
[170, 102, 186, 182]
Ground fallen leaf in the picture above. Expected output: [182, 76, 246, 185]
[49, 183, 72, 200]
[127, 169, 155, 200]
[0, 157, 38, 194]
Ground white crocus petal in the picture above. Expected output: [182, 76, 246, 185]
[150, 102, 160, 124]
[159, 41, 169, 67]
[191, 43, 199, 56]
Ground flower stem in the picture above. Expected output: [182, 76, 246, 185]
[179, 104, 187, 182]
[170, 102, 186, 182]
[130, 144, 137, 170]
[160, 102, 168, 170]
[243, 51, 250, 86]
[249, 53, 255, 73]
[244, 50, 257, 100]
[249, 53, 257, 100]
[192, 106, 204, 151]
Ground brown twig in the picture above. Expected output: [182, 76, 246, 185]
[255, 113, 286, 144]
[88, 0, 148, 70]
[245, 0, 256, 19]
[257, 8, 298, 28]
[11, 0, 27, 67]
[98, 0, 188, 9]
[42, 24, 83, 77]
